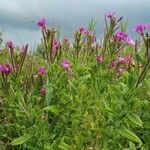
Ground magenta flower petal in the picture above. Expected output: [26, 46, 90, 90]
[61, 60, 71, 70]
[133, 23, 146, 36]
[37, 18, 47, 28]
[79, 27, 90, 35]
[109, 60, 116, 68]
[114, 32, 135, 45]
[0, 65, 6, 72]
[6, 41, 14, 49]
[105, 12, 115, 19]
[96, 55, 104, 62]
[38, 67, 46, 76]
[0, 64, 13, 75]
[115, 32, 128, 42]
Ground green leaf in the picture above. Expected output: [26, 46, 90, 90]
[44, 144, 53, 150]
[135, 53, 144, 65]
[44, 105, 60, 115]
[144, 122, 150, 129]
[117, 127, 142, 143]
[79, 74, 91, 83]
[58, 142, 71, 150]
[129, 141, 136, 150]
[120, 20, 128, 32]
[127, 114, 143, 127]
[58, 137, 71, 150]
[120, 82, 128, 93]
[108, 85, 121, 94]
[11, 134, 32, 145]
[45, 79, 53, 106]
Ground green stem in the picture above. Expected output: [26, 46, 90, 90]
[42, 28, 49, 63]
[135, 57, 150, 88]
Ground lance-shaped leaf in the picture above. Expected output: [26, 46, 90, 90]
[117, 127, 142, 143]
[127, 113, 143, 127]
[11, 134, 32, 145]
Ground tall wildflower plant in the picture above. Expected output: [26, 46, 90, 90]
[6, 41, 28, 76]
[134, 24, 150, 87]
[103, 12, 135, 57]
[0, 42, 28, 92]
[37, 19, 60, 64]
[73, 26, 99, 60]
[103, 12, 122, 55]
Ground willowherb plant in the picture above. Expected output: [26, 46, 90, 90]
[103, 12, 135, 57]
[37, 18, 61, 64]
[6, 41, 28, 75]
[134, 23, 150, 87]
[0, 12, 150, 150]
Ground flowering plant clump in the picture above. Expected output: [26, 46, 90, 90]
[0, 12, 150, 150]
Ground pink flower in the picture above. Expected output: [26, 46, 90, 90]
[37, 18, 47, 28]
[61, 60, 71, 70]
[6, 41, 14, 49]
[117, 67, 124, 74]
[118, 55, 132, 64]
[79, 27, 90, 35]
[38, 67, 46, 76]
[115, 32, 135, 45]
[96, 55, 104, 62]
[109, 60, 116, 68]
[0, 64, 13, 75]
[39, 87, 46, 96]
[105, 12, 115, 19]
[118, 57, 127, 64]
[133, 24, 146, 36]
[115, 32, 128, 42]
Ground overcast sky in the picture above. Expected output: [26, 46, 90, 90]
[0, 0, 149, 49]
